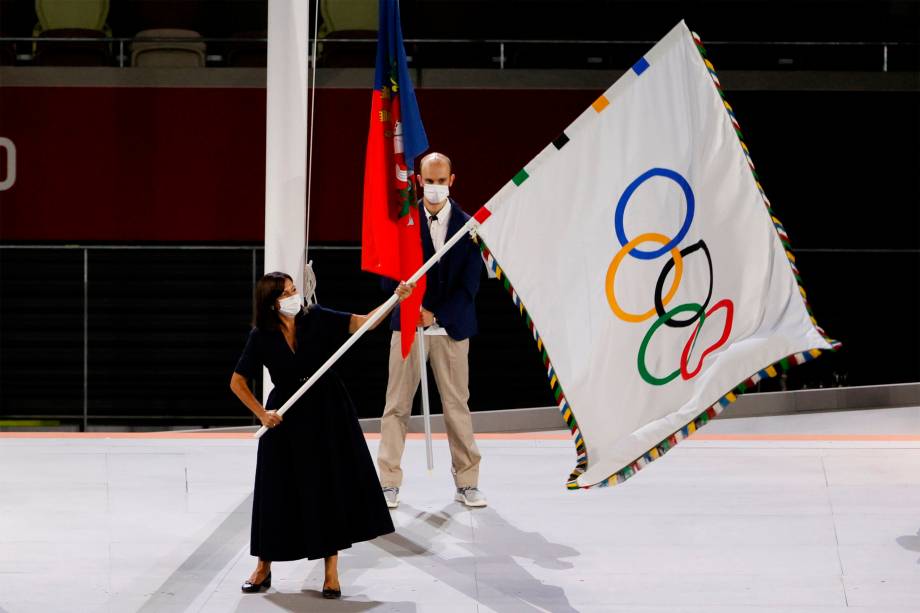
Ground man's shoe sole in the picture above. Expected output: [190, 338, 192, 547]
[454, 494, 487, 507]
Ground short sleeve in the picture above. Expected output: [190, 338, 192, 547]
[310, 305, 353, 352]
[234, 328, 262, 379]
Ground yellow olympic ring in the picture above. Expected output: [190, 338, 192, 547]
[605, 232, 683, 323]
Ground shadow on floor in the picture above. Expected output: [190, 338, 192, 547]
[896, 529, 920, 563]
[260, 591, 416, 612]
[125, 495, 580, 611]
[347, 502, 581, 612]
[136, 493, 253, 612]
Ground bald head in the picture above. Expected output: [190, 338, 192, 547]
[419, 152, 452, 175]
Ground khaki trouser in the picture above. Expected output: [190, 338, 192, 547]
[378, 331, 481, 488]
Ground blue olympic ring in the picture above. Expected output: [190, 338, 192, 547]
[614, 168, 695, 260]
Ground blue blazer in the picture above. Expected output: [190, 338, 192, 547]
[384, 199, 483, 341]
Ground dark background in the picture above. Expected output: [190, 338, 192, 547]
[0, 1, 918, 428]
[1, 1, 919, 45]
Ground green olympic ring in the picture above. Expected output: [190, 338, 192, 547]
[637, 302, 704, 386]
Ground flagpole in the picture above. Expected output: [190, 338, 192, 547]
[254, 217, 479, 438]
[263, 0, 309, 406]
[416, 326, 435, 471]
[304, 0, 319, 266]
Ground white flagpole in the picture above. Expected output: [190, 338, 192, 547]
[255, 217, 478, 438]
[416, 326, 435, 471]
[304, 0, 320, 267]
[263, 0, 309, 405]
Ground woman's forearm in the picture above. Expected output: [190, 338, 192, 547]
[230, 373, 266, 418]
[348, 281, 413, 333]
[349, 301, 397, 334]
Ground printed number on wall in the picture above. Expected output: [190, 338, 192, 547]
[0, 137, 16, 192]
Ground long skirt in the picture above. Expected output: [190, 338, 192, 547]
[250, 377, 394, 561]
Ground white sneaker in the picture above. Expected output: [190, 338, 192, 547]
[455, 486, 487, 507]
[382, 487, 399, 509]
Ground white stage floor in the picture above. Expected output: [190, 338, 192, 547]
[3, 406, 920, 612]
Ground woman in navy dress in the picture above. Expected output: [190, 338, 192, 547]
[230, 271, 413, 598]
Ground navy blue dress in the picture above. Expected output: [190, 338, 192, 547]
[234, 305, 394, 561]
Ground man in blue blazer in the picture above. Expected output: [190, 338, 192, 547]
[378, 152, 486, 509]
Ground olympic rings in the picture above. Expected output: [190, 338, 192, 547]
[614, 168, 695, 260]
[606, 233, 683, 323]
[607, 167, 734, 387]
[654, 240, 713, 328]
[680, 299, 734, 380]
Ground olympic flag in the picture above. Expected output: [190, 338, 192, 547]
[472, 21, 838, 488]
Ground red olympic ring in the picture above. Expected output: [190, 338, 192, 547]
[679, 298, 734, 381]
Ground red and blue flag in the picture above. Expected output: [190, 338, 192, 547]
[361, 0, 429, 358]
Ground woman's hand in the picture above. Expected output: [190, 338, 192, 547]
[259, 410, 283, 429]
[395, 281, 415, 303]
[350, 281, 417, 333]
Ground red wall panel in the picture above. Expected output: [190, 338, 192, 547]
[0, 86, 598, 242]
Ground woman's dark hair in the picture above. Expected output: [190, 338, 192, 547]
[253, 271, 292, 330]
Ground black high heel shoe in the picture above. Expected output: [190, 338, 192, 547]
[322, 585, 342, 599]
[241, 571, 271, 593]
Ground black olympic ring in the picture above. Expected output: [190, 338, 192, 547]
[653, 239, 713, 329]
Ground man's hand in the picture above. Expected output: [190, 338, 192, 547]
[419, 308, 435, 327]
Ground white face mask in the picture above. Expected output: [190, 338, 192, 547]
[423, 183, 449, 205]
[277, 294, 303, 317]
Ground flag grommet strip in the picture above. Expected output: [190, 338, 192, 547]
[631, 57, 650, 75]
[591, 95, 610, 113]
[552, 133, 570, 150]
[691, 30, 839, 350]
[594, 347, 825, 488]
[473, 207, 492, 224]
[511, 169, 530, 186]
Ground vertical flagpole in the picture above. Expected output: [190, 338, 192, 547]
[416, 326, 435, 471]
[305, 0, 320, 270]
[263, 0, 309, 404]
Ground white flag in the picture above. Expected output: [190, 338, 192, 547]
[473, 21, 837, 488]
